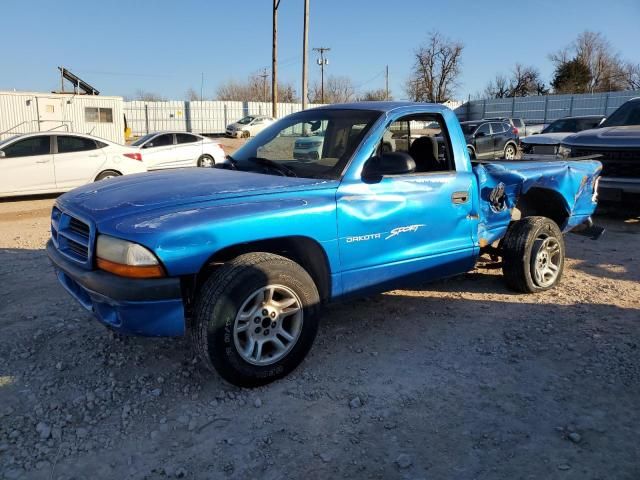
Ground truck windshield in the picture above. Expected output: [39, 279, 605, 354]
[229, 109, 382, 179]
[601, 101, 640, 127]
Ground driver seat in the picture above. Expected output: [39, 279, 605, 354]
[408, 136, 442, 172]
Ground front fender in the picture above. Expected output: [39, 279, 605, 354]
[97, 188, 340, 277]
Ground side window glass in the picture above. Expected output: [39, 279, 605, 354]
[381, 116, 453, 173]
[57, 136, 97, 153]
[2, 136, 50, 157]
[176, 134, 198, 144]
[476, 123, 491, 136]
[490, 123, 503, 134]
[149, 134, 173, 147]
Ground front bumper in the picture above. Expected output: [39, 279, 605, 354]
[46, 240, 185, 337]
[598, 176, 640, 200]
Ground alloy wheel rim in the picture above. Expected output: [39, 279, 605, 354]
[531, 234, 561, 287]
[233, 285, 304, 366]
[505, 146, 515, 159]
[200, 157, 214, 167]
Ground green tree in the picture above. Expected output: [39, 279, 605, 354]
[551, 58, 592, 94]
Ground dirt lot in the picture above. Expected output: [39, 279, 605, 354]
[0, 195, 639, 479]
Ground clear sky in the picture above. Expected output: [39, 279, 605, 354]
[2, 0, 639, 101]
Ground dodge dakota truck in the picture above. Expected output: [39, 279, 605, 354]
[47, 102, 602, 387]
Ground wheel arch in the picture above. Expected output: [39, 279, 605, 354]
[94, 169, 122, 181]
[194, 236, 332, 303]
[513, 187, 570, 229]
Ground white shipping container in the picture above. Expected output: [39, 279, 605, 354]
[0, 91, 124, 144]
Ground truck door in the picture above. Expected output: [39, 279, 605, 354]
[336, 115, 477, 296]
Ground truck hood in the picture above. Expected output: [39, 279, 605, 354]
[56, 168, 337, 223]
[521, 132, 571, 145]
[562, 126, 640, 148]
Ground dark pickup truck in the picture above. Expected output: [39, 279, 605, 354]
[559, 97, 640, 201]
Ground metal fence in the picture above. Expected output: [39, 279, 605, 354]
[454, 89, 640, 124]
[123, 101, 324, 137]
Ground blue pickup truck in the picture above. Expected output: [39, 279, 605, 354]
[47, 102, 602, 386]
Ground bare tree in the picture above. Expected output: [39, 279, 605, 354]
[405, 31, 464, 103]
[358, 88, 392, 101]
[309, 76, 356, 103]
[185, 88, 200, 101]
[625, 63, 640, 90]
[550, 31, 629, 93]
[216, 73, 298, 102]
[484, 74, 510, 98]
[134, 89, 166, 102]
[484, 65, 546, 98]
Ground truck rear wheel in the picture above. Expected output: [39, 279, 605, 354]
[501, 216, 565, 293]
[192, 252, 320, 387]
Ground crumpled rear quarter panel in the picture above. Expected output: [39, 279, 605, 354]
[473, 159, 602, 244]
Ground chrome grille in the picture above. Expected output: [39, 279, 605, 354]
[573, 148, 640, 178]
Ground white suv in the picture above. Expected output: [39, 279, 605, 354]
[226, 115, 275, 138]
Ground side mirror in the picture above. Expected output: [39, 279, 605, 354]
[475, 131, 486, 138]
[145, 142, 154, 148]
[0, 150, 5, 158]
[363, 151, 416, 180]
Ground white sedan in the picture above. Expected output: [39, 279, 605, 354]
[0, 132, 146, 198]
[131, 131, 225, 170]
[226, 115, 275, 138]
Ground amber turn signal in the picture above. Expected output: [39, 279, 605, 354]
[97, 257, 165, 279]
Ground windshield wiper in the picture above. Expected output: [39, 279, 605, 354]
[247, 157, 298, 177]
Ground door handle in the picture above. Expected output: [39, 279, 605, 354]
[451, 191, 469, 204]
[35, 159, 50, 163]
[88, 154, 100, 157]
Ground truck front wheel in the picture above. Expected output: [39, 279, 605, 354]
[501, 216, 565, 293]
[192, 253, 320, 387]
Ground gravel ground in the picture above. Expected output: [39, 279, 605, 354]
[0, 195, 638, 480]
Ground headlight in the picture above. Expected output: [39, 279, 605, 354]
[557, 144, 572, 159]
[96, 235, 164, 278]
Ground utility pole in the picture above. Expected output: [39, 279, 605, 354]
[313, 47, 330, 103]
[385, 65, 389, 100]
[272, 0, 280, 118]
[258, 68, 269, 103]
[302, 0, 309, 109]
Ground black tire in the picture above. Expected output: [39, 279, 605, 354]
[197, 155, 215, 168]
[504, 143, 517, 160]
[192, 252, 320, 387]
[502, 216, 565, 293]
[467, 147, 476, 160]
[95, 170, 121, 181]
[241, 130, 250, 139]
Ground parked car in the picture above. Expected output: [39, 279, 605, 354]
[558, 98, 640, 201]
[521, 115, 605, 157]
[483, 117, 544, 138]
[226, 115, 275, 138]
[461, 120, 519, 159]
[0, 132, 146, 198]
[47, 101, 601, 387]
[131, 131, 225, 170]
